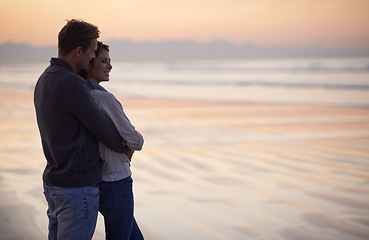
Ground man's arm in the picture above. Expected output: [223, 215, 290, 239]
[94, 90, 144, 151]
[68, 79, 130, 153]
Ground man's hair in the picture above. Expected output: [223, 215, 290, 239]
[58, 19, 100, 55]
[78, 41, 109, 79]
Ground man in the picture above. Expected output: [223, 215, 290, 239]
[34, 19, 130, 240]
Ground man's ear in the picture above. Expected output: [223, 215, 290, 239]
[75, 47, 83, 56]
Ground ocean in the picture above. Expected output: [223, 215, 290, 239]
[1, 57, 369, 106]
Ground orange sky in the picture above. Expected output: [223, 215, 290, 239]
[1, 0, 369, 49]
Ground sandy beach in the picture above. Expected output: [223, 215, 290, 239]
[0, 88, 369, 240]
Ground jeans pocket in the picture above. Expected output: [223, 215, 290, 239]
[52, 194, 77, 222]
[121, 178, 133, 194]
[87, 187, 100, 212]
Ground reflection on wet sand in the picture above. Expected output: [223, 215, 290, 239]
[0, 89, 368, 240]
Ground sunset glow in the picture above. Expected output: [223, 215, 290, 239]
[1, 0, 369, 49]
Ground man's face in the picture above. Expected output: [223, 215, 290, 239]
[79, 39, 98, 71]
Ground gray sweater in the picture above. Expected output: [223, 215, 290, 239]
[34, 58, 129, 187]
[88, 83, 144, 182]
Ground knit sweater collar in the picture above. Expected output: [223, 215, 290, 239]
[50, 57, 74, 72]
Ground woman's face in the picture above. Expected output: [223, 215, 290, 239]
[88, 49, 112, 83]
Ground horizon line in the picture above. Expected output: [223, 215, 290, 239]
[1, 39, 369, 51]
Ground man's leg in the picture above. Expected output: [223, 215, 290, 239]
[43, 183, 58, 240]
[43, 184, 99, 240]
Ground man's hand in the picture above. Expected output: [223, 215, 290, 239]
[122, 139, 134, 160]
[125, 150, 134, 161]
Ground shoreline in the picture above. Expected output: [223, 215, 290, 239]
[1, 86, 369, 109]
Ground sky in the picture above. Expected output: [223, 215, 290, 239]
[1, 0, 369, 49]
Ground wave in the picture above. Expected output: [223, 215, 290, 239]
[116, 78, 369, 90]
[164, 58, 369, 74]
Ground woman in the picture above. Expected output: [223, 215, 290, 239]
[80, 41, 144, 240]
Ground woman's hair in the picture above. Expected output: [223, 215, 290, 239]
[78, 41, 109, 79]
[93, 41, 109, 61]
[58, 19, 100, 55]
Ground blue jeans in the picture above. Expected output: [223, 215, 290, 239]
[43, 183, 100, 240]
[99, 176, 144, 240]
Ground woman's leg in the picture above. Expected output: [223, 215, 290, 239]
[130, 217, 144, 240]
[99, 177, 134, 240]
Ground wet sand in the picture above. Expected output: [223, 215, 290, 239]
[0, 88, 369, 240]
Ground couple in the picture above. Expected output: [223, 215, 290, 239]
[34, 19, 144, 240]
